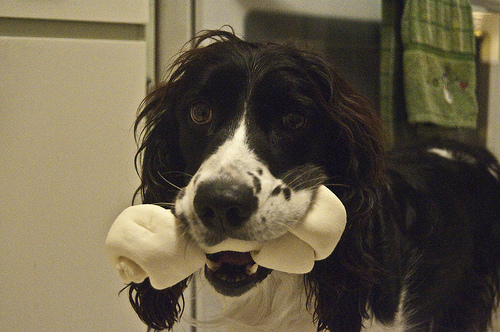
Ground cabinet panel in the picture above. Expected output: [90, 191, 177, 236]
[0, 36, 146, 331]
[0, 0, 148, 24]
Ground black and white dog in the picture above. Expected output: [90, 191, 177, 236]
[127, 30, 500, 331]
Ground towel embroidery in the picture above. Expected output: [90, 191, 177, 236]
[428, 65, 472, 106]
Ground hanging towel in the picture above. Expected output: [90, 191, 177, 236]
[401, 0, 478, 128]
[380, 0, 406, 145]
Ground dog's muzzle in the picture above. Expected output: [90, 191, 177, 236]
[193, 178, 258, 233]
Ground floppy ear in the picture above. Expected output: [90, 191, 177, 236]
[299, 52, 386, 331]
[127, 65, 191, 330]
[133, 80, 187, 205]
[301, 50, 385, 202]
[126, 279, 189, 330]
[127, 30, 245, 331]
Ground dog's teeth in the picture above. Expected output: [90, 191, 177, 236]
[246, 263, 258, 275]
[206, 260, 222, 271]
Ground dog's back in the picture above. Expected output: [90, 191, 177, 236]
[372, 139, 500, 331]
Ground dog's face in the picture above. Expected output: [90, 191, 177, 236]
[135, 31, 383, 299]
[171, 39, 334, 295]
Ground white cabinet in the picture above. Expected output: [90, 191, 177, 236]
[1, 3, 148, 331]
[0, 0, 148, 23]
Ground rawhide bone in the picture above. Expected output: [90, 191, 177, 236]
[105, 204, 206, 289]
[105, 185, 346, 289]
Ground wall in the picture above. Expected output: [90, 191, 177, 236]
[195, 0, 382, 34]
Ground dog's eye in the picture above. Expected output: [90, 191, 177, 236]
[283, 112, 307, 131]
[190, 103, 212, 124]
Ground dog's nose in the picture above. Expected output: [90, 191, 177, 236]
[193, 179, 258, 230]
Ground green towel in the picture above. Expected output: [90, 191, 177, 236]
[401, 0, 478, 128]
[380, 0, 406, 145]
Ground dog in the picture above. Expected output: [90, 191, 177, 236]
[126, 30, 500, 331]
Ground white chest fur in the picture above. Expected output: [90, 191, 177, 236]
[188, 271, 317, 332]
[186, 271, 500, 332]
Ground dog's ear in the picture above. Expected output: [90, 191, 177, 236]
[131, 84, 190, 329]
[299, 52, 386, 332]
[301, 51, 385, 201]
[134, 80, 187, 205]
[130, 52, 193, 331]
[125, 278, 189, 330]
[129, 30, 245, 330]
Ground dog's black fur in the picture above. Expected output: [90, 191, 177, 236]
[126, 30, 500, 331]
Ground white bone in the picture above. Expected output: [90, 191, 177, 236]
[251, 232, 316, 274]
[289, 185, 347, 260]
[105, 185, 347, 288]
[105, 205, 206, 289]
[201, 239, 263, 254]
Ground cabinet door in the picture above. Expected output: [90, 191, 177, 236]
[0, 36, 146, 331]
[0, 0, 148, 23]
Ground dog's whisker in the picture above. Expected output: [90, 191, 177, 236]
[281, 166, 327, 190]
[287, 177, 325, 191]
[155, 202, 176, 209]
[169, 170, 194, 177]
[324, 182, 350, 189]
[157, 171, 184, 191]
[273, 220, 299, 233]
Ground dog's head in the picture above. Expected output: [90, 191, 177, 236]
[129, 30, 384, 330]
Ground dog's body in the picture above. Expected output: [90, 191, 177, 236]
[128, 31, 500, 331]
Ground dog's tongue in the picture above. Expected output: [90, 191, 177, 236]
[105, 185, 346, 289]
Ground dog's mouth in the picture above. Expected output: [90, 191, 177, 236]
[205, 251, 272, 296]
